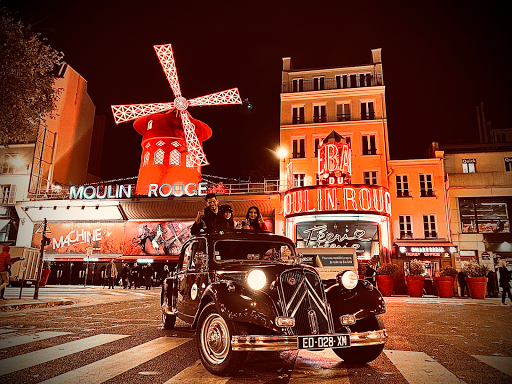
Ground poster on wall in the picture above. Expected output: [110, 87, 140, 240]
[296, 221, 379, 257]
[124, 221, 194, 256]
[32, 222, 124, 254]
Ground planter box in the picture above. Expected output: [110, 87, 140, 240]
[376, 275, 394, 296]
[465, 277, 487, 299]
[405, 276, 425, 297]
[434, 276, 455, 298]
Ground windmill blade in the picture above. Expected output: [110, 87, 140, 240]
[154, 44, 182, 98]
[188, 88, 242, 107]
[111, 102, 175, 124]
[180, 111, 208, 167]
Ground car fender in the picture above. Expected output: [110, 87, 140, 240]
[193, 281, 282, 333]
[325, 281, 386, 330]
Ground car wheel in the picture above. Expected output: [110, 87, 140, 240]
[333, 315, 385, 364]
[196, 302, 247, 376]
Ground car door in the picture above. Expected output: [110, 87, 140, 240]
[182, 239, 208, 318]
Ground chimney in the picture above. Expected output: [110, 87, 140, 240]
[282, 57, 292, 72]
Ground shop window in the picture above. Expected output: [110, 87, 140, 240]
[362, 135, 377, 155]
[337, 103, 351, 121]
[154, 148, 164, 165]
[396, 175, 410, 197]
[360, 102, 375, 120]
[399, 215, 413, 239]
[505, 157, 512, 172]
[459, 197, 510, 233]
[420, 174, 434, 196]
[292, 106, 305, 124]
[313, 105, 327, 123]
[364, 171, 378, 185]
[313, 77, 325, 91]
[293, 174, 305, 187]
[423, 215, 437, 238]
[292, 78, 304, 92]
[292, 138, 305, 158]
[462, 159, 476, 173]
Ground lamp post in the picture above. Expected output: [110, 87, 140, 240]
[276, 147, 288, 192]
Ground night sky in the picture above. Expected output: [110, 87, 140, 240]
[3, 0, 510, 182]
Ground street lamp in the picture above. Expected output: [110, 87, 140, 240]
[276, 147, 288, 191]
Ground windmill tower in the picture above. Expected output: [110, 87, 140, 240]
[111, 44, 242, 194]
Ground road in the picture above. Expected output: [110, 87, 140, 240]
[0, 286, 511, 383]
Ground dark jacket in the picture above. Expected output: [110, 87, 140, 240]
[191, 207, 219, 235]
[105, 262, 118, 278]
[499, 266, 511, 288]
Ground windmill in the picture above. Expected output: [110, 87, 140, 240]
[111, 44, 242, 168]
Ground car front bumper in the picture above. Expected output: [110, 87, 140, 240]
[231, 329, 388, 351]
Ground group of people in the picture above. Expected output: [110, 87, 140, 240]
[104, 260, 166, 290]
[191, 193, 268, 235]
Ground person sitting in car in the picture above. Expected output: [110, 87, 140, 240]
[191, 193, 220, 235]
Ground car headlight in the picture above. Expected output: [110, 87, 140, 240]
[247, 269, 266, 290]
[336, 270, 358, 290]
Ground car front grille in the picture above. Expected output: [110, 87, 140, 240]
[278, 268, 334, 335]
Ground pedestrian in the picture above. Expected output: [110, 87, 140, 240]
[0, 245, 14, 300]
[243, 206, 268, 231]
[144, 263, 154, 290]
[457, 271, 468, 298]
[131, 262, 141, 289]
[215, 204, 235, 232]
[486, 269, 497, 298]
[191, 193, 220, 235]
[159, 264, 170, 286]
[498, 262, 512, 306]
[105, 259, 118, 289]
[121, 263, 130, 289]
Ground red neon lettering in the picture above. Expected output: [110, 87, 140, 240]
[304, 190, 316, 212]
[385, 191, 392, 214]
[284, 193, 292, 216]
[325, 188, 337, 211]
[359, 188, 372, 211]
[344, 188, 357, 210]
[373, 188, 384, 212]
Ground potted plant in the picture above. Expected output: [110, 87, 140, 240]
[405, 259, 426, 297]
[434, 266, 457, 298]
[463, 260, 489, 299]
[40, 260, 52, 287]
[375, 263, 399, 296]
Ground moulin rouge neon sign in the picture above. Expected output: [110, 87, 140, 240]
[318, 142, 351, 184]
[284, 185, 391, 217]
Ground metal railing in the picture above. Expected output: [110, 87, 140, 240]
[282, 74, 383, 93]
[288, 113, 380, 126]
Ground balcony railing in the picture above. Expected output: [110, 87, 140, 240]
[288, 113, 381, 125]
[282, 74, 383, 93]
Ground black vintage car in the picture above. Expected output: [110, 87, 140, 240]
[161, 230, 387, 376]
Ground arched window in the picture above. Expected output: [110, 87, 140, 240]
[154, 149, 164, 165]
[143, 152, 150, 167]
[169, 149, 181, 166]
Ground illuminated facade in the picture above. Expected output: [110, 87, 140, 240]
[279, 49, 393, 263]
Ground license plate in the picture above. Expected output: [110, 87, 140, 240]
[297, 334, 351, 349]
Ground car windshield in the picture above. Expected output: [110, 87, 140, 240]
[213, 240, 295, 263]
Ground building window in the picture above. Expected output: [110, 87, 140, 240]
[349, 74, 357, 88]
[399, 215, 413, 239]
[1, 154, 18, 174]
[147, 120, 153, 130]
[315, 173, 320, 185]
[364, 171, 378, 185]
[459, 197, 510, 233]
[293, 173, 305, 187]
[292, 138, 305, 158]
[313, 105, 327, 123]
[292, 78, 304, 92]
[314, 138, 321, 158]
[419, 174, 434, 196]
[361, 102, 375, 120]
[396, 175, 410, 197]
[169, 149, 181, 166]
[292, 106, 305, 124]
[313, 77, 325, 91]
[337, 75, 348, 88]
[362, 135, 377, 155]
[0, 221, 9, 242]
[423, 215, 437, 238]
[143, 152, 150, 167]
[506, 157, 512, 172]
[0, 185, 16, 205]
[462, 159, 476, 173]
[337, 103, 351, 121]
[154, 149, 164, 165]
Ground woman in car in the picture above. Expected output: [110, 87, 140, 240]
[243, 206, 268, 231]
[215, 204, 235, 232]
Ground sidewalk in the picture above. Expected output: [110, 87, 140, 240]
[0, 284, 159, 312]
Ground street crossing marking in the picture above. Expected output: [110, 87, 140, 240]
[0, 329, 15, 334]
[0, 331, 71, 349]
[384, 350, 465, 383]
[39, 336, 191, 384]
[473, 355, 512, 377]
[0, 333, 128, 376]
[288, 349, 350, 383]
[164, 360, 230, 383]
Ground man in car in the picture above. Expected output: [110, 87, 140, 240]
[191, 193, 220, 235]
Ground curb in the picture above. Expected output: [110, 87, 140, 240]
[0, 300, 75, 312]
